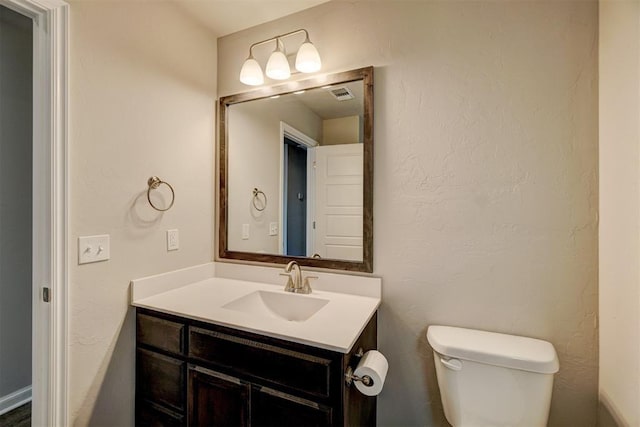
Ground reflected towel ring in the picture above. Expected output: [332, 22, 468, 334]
[252, 188, 267, 211]
[147, 176, 175, 211]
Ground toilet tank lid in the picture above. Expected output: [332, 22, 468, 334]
[427, 326, 559, 374]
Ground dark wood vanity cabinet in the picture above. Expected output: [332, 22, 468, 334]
[135, 308, 377, 427]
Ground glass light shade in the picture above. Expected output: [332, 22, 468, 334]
[295, 41, 321, 73]
[239, 57, 264, 86]
[265, 50, 291, 80]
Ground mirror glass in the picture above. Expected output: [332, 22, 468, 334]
[219, 67, 373, 272]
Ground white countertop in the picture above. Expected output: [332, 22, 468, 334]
[131, 272, 381, 353]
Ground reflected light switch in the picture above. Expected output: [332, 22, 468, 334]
[269, 222, 278, 236]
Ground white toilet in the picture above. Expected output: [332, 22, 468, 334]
[427, 325, 559, 427]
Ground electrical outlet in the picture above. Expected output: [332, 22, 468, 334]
[242, 224, 250, 240]
[78, 235, 110, 264]
[167, 229, 179, 251]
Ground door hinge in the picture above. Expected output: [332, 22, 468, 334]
[43, 287, 51, 303]
[313, 221, 316, 229]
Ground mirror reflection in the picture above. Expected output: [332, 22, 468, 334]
[227, 80, 364, 261]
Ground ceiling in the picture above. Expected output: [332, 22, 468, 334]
[174, 0, 330, 37]
[290, 80, 364, 120]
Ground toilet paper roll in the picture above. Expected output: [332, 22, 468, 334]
[353, 350, 388, 396]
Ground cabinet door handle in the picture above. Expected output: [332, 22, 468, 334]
[439, 357, 462, 371]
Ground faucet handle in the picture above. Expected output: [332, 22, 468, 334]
[280, 273, 295, 292]
[302, 275, 318, 294]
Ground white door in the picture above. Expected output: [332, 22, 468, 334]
[313, 144, 363, 261]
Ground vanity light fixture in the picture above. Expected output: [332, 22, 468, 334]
[239, 29, 321, 86]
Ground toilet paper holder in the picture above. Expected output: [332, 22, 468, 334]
[345, 347, 374, 387]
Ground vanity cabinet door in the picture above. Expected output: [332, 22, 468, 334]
[188, 366, 250, 427]
[252, 386, 333, 427]
[137, 348, 186, 413]
[137, 402, 184, 427]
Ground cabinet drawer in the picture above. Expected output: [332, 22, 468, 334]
[189, 327, 333, 398]
[137, 348, 186, 412]
[137, 313, 185, 355]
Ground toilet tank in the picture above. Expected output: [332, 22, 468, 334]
[427, 326, 559, 427]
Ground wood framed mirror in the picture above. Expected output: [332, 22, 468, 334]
[218, 66, 373, 272]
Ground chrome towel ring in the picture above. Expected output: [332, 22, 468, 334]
[252, 188, 267, 211]
[147, 176, 175, 211]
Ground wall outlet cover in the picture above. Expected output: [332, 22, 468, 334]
[167, 229, 179, 251]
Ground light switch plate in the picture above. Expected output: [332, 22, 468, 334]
[78, 234, 110, 264]
[242, 224, 250, 240]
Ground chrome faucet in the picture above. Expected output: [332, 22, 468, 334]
[281, 261, 316, 294]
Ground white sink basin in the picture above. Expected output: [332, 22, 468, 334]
[222, 290, 329, 322]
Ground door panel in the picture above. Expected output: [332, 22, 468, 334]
[314, 144, 363, 261]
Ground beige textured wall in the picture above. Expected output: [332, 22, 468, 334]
[599, 1, 640, 426]
[68, 1, 216, 425]
[218, 1, 599, 425]
[322, 115, 359, 145]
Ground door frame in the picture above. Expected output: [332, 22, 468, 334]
[278, 122, 317, 256]
[0, 0, 68, 425]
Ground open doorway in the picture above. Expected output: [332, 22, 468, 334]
[283, 137, 307, 256]
[0, 0, 68, 425]
[279, 122, 317, 257]
[0, 5, 33, 424]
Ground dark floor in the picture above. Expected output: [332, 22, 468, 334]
[0, 402, 30, 427]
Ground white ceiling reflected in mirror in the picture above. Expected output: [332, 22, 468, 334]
[219, 67, 373, 272]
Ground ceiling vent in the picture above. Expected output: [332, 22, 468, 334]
[329, 86, 355, 101]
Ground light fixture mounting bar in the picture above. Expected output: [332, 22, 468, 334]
[247, 29, 309, 56]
